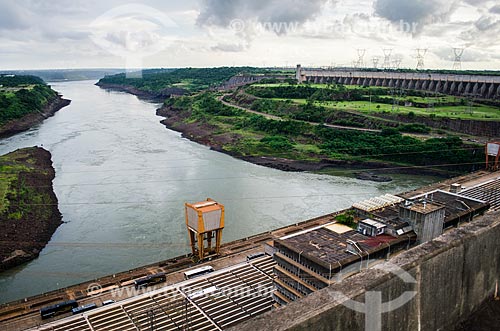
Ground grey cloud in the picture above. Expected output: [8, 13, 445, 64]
[463, 0, 490, 5]
[458, 15, 500, 48]
[474, 16, 499, 31]
[491, 5, 500, 14]
[24, 0, 88, 15]
[373, 0, 458, 30]
[0, 2, 30, 30]
[197, 0, 330, 32]
[433, 47, 491, 63]
[210, 43, 246, 52]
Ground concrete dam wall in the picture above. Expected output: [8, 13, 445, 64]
[299, 69, 500, 100]
[232, 212, 500, 331]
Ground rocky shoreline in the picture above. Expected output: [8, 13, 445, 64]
[95, 82, 188, 102]
[0, 95, 71, 138]
[155, 104, 450, 178]
[0, 147, 62, 271]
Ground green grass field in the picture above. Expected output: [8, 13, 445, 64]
[271, 98, 500, 121]
[0, 154, 30, 213]
[250, 82, 500, 120]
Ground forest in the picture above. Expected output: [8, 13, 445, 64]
[98, 67, 268, 92]
[0, 76, 57, 125]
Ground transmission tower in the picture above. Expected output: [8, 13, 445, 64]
[453, 48, 465, 70]
[393, 56, 403, 70]
[356, 49, 366, 68]
[372, 56, 380, 69]
[383, 49, 393, 70]
[415, 48, 428, 70]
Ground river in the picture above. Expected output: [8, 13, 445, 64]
[0, 80, 438, 304]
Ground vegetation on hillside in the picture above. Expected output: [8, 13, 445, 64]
[164, 93, 483, 173]
[244, 82, 500, 121]
[97, 67, 273, 93]
[0, 75, 58, 125]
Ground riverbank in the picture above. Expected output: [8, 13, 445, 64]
[155, 103, 461, 178]
[0, 95, 70, 138]
[0, 147, 62, 271]
[95, 82, 187, 102]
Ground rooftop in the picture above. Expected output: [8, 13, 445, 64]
[460, 178, 500, 211]
[276, 225, 412, 269]
[409, 190, 489, 222]
[278, 227, 371, 267]
[352, 194, 404, 213]
[402, 201, 445, 214]
[371, 190, 489, 227]
[359, 219, 387, 229]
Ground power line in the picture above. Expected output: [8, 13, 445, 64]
[453, 48, 465, 70]
[415, 48, 428, 70]
[6, 145, 481, 190]
[6, 193, 395, 206]
[0, 143, 482, 177]
[5, 160, 488, 207]
[0, 241, 190, 248]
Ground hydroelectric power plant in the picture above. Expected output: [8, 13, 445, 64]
[1, 164, 499, 331]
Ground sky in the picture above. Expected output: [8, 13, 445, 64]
[0, 0, 499, 70]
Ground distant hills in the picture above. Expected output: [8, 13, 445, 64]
[0, 69, 125, 82]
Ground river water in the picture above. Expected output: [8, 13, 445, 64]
[0, 80, 438, 303]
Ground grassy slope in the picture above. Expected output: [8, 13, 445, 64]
[271, 98, 500, 121]
[250, 83, 500, 121]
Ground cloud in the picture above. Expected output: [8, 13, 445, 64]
[457, 15, 500, 48]
[491, 5, 500, 14]
[0, 2, 30, 30]
[474, 15, 499, 30]
[210, 43, 247, 52]
[373, 0, 458, 30]
[433, 46, 490, 63]
[197, 0, 330, 33]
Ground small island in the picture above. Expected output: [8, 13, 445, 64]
[0, 74, 71, 138]
[0, 147, 62, 271]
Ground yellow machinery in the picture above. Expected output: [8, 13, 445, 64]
[185, 199, 225, 261]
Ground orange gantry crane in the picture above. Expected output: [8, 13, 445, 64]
[185, 199, 225, 261]
[486, 141, 500, 171]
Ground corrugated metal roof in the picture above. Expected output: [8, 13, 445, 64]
[359, 219, 386, 229]
[353, 194, 404, 212]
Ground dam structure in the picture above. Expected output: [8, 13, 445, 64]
[1, 171, 500, 331]
[296, 65, 500, 100]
